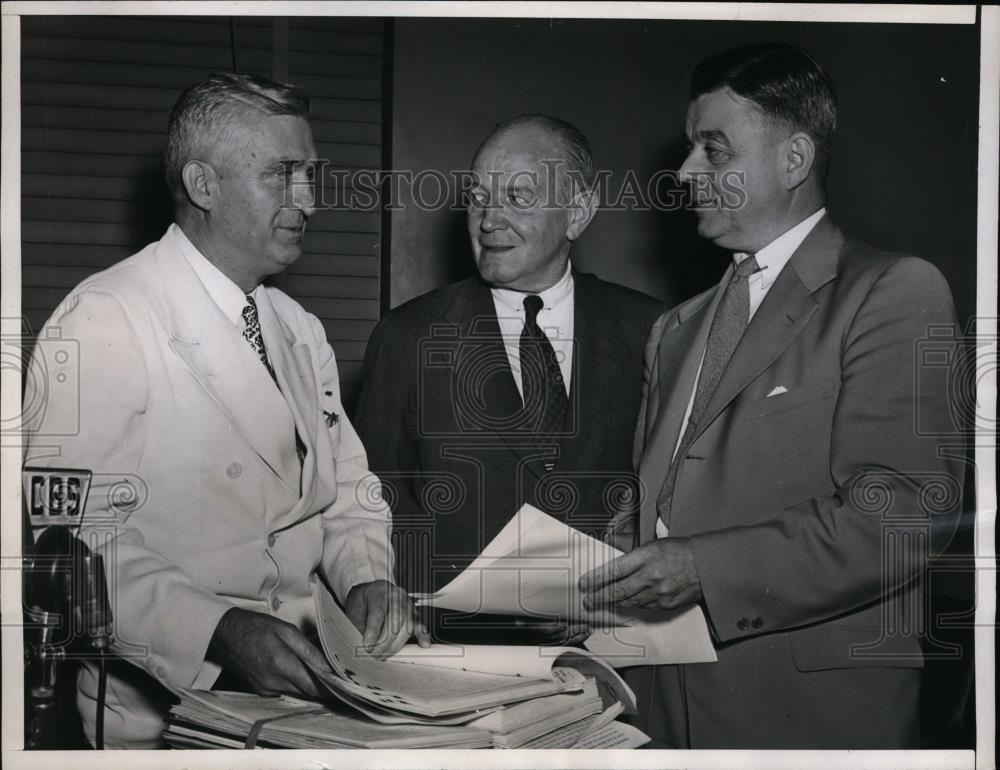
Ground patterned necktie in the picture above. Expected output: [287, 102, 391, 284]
[519, 294, 568, 470]
[656, 255, 760, 526]
[242, 296, 277, 380]
[242, 295, 306, 466]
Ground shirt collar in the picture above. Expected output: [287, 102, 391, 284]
[734, 207, 826, 289]
[491, 262, 574, 315]
[174, 223, 256, 326]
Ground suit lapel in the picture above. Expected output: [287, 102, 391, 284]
[156, 229, 300, 493]
[557, 274, 627, 472]
[257, 290, 318, 448]
[637, 287, 718, 542]
[636, 216, 843, 541]
[694, 215, 843, 440]
[256, 290, 320, 522]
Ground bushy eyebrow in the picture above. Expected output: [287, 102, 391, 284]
[507, 179, 538, 193]
[693, 128, 732, 146]
[269, 158, 314, 173]
[468, 175, 539, 193]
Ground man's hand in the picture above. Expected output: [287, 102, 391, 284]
[207, 608, 331, 698]
[345, 579, 431, 659]
[579, 537, 703, 612]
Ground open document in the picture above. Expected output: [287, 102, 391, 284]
[313, 580, 637, 718]
[411, 504, 718, 666]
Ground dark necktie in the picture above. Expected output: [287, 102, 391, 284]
[242, 295, 307, 466]
[656, 255, 760, 526]
[519, 295, 568, 468]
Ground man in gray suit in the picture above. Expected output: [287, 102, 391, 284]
[581, 44, 962, 748]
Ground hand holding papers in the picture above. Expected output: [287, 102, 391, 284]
[411, 504, 718, 666]
[165, 580, 650, 749]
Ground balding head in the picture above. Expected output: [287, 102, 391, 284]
[466, 114, 598, 292]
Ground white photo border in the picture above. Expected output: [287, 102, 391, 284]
[1, 3, 994, 769]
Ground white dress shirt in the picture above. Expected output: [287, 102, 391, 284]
[656, 208, 826, 538]
[491, 264, 575, 401]
[176, 226, 265, 332]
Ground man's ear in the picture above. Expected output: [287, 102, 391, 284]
[180, 159, 218, 212]
[783, 133, 816, 191]
[566, 187, 598, 242]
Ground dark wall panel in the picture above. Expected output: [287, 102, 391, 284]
[389, 18, 979, 329]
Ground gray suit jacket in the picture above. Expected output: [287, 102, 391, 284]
[629, 216, 963, 748]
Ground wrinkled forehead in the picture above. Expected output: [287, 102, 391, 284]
[471, 127, 566, 185]
[216, 112, 317, 167]
[685, 88, 766, 139]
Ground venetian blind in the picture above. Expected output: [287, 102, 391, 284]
[21, 14, 385, 404]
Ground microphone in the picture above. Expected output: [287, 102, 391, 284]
[22, 467, 112, 748]
[23, 468, 113, 643]
[27, 524, 113, 650]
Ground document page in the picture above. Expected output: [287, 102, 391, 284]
[412, 504, 718, 665]
[312, 580, 568, 716]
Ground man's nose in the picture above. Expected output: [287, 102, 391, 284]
[290, 170, 316, 218]
[296, 177, 321, 218]
[678, 149, 700, 185]
[479, 202, 508, 232]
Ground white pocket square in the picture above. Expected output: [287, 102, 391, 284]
[766, 386, 788, 397]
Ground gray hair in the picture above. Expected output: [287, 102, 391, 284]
[165, 71, 310, 203]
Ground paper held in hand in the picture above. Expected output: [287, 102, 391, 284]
[410, 503, 718, 666]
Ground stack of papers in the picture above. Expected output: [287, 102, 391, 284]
[165, 690, 492, 749]
[469, 678, 602, 748]
[165, 581, 650, 749]
[525, 711, 650, 749]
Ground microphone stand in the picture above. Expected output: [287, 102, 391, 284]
[24, 522, 113, 749]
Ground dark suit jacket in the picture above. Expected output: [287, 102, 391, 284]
[354, 272, 661, 639]
[628, 216, 964, 748]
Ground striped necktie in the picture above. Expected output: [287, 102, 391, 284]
[520, 294, 568, 472]
[656, 255, 760, 526]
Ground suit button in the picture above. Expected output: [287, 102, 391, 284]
[267, 533, 276, 548]
[736, 617, 749, 631]
[751, 617, 763, 629]
[271, 596, 282, 611]
[226, 462, 242, 479]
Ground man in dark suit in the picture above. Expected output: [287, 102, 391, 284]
[355, 114, 662, 643]
[580, 44, 962, 747]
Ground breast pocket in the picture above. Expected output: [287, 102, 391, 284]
[742, 378, 840, 420]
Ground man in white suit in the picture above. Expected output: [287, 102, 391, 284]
[24, 72, 428, 748]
